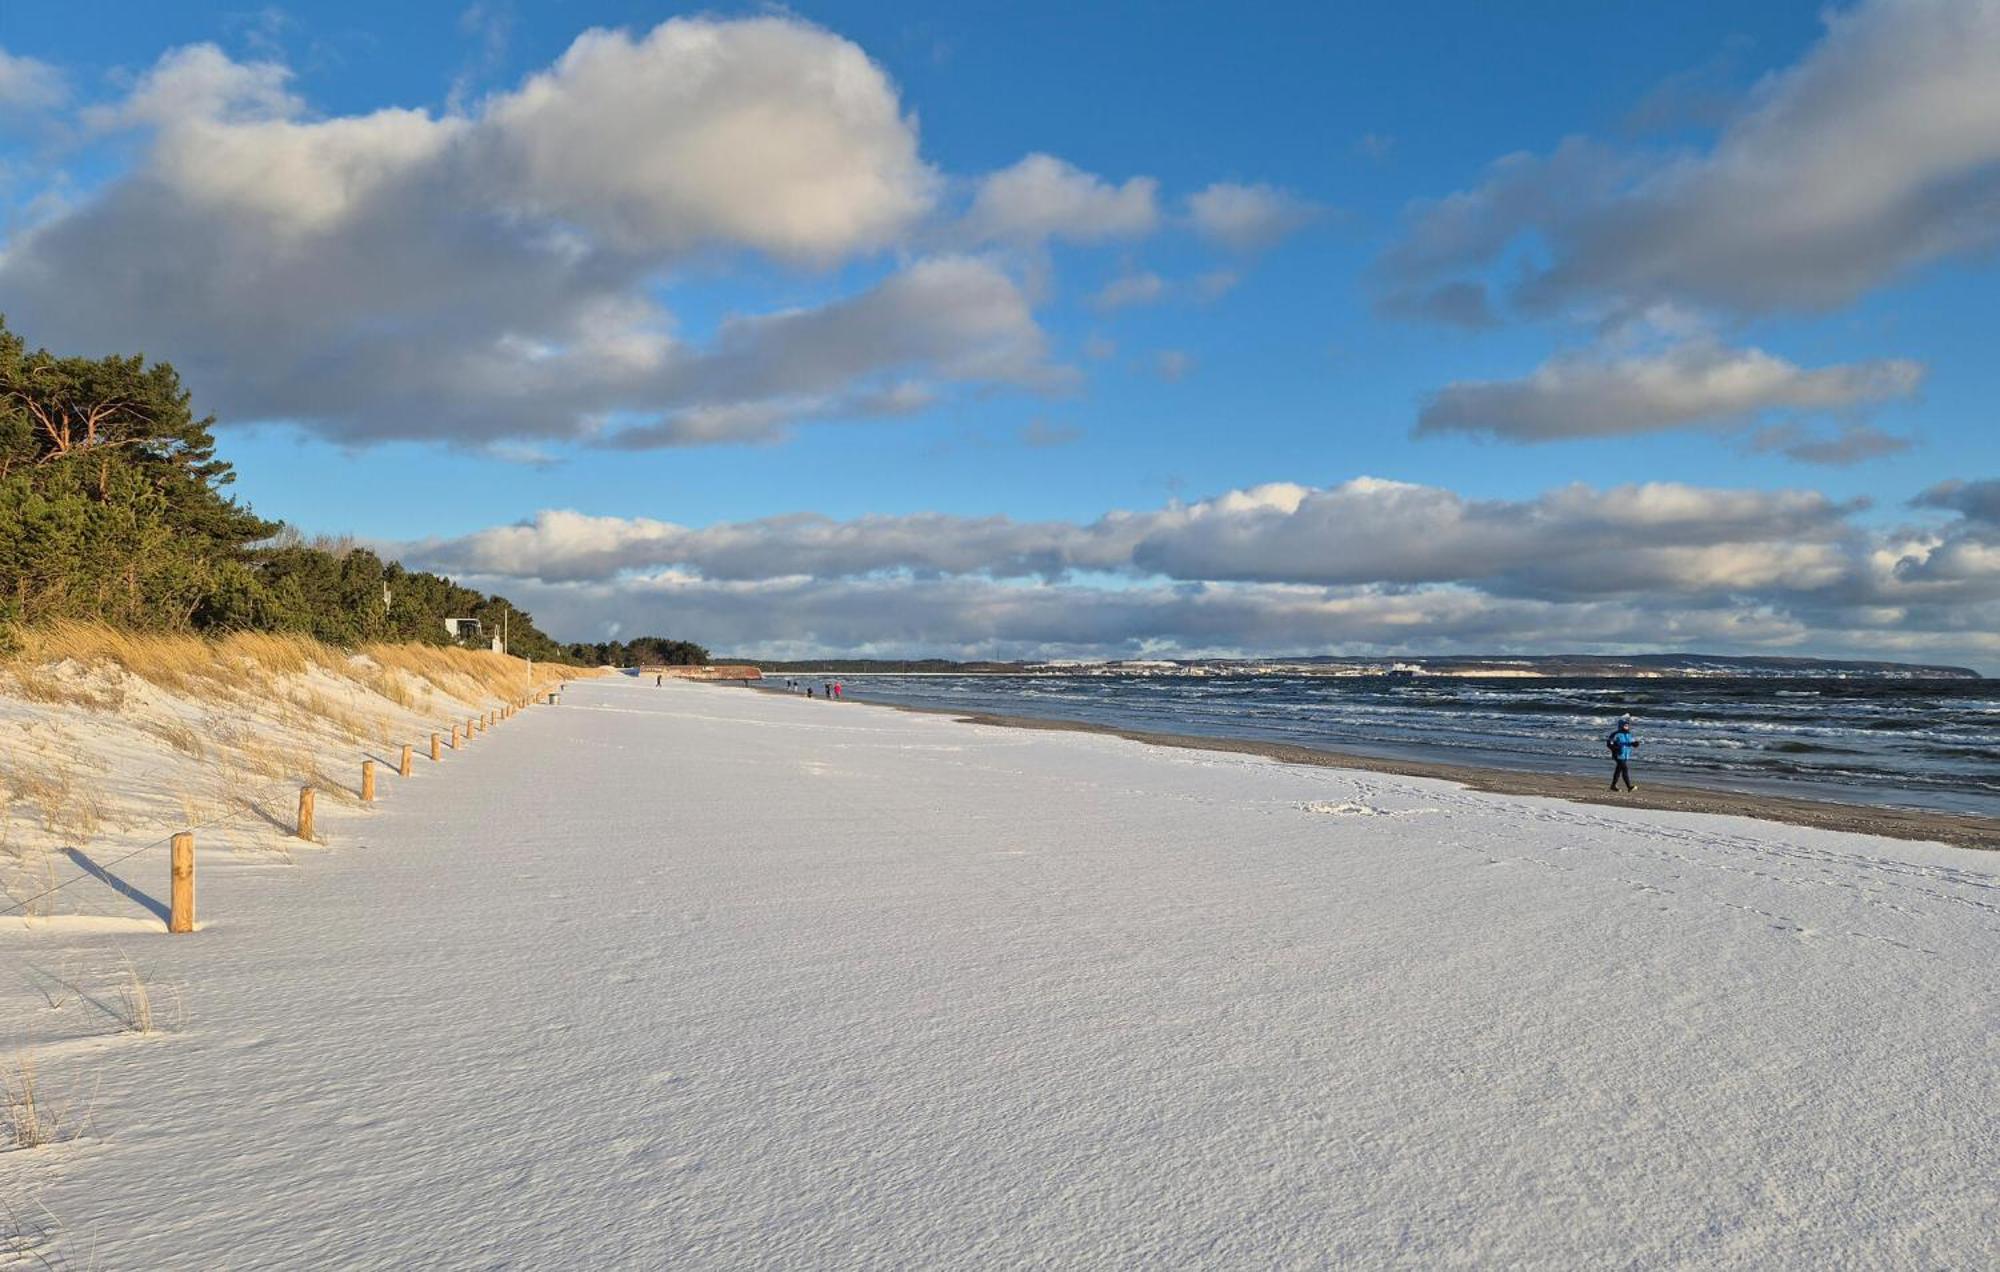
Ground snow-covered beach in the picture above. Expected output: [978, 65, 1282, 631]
[5, 674, 1996, 1266]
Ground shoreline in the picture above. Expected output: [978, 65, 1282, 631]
[787, 688, 2000, 852]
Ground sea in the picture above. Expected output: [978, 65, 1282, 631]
[788, 673, 2000, 819]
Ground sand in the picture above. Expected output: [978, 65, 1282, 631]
[2, 675, 1995, 1266]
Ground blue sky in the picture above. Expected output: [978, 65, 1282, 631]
[2, 1, 1996, 666]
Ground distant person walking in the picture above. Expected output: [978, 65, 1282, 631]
[1606, 716, 1638, 791]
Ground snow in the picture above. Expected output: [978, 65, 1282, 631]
[3, 674, 1996, 1266]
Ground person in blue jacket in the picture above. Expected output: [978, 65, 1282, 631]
[1606, 716, 1638, 791]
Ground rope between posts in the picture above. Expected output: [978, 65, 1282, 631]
[0, 691, 552, 920]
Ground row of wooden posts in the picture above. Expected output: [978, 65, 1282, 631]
[166, 683, 568, 934]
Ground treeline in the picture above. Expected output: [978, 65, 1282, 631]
[560, 636, 711, 667]
[0, 318, 703, 666]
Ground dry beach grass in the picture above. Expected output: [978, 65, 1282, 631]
[0, 623, 580, 915]
[0, 624, 588, 1260]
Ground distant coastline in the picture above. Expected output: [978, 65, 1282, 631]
[736, 652, 1985, 680]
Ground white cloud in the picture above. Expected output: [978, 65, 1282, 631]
[0, 21, 1312, 451]
[398, 474, 2000, 665]
[457, 565, 1999, 665]
[91, 43, 300, 129]
[963, 153, 1159, 244]
[596, 256, 1052, 447]
[1417, 338, 1923, 446]
[1748, 421, 1914, 466]
[1380, 0, 2000, 318]
[484, 570, 1825, 662]
[1186, 182, 1316, 251]
[1089, 270, 1166, 310]
[477, 18, 934, 261]
[0, 47, 67, 113]
[0, 20, 1046, 450]
[404, 476, 1855, 596]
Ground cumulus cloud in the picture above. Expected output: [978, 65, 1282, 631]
[397, 473, 2000, 665]
[405, 476, 1856, 597]
[0, 47, 68, 114]
[595, 256, 1053, 447]
[90, 43, 300, 129]
[963, 153, 1159, 244]
[476, 20, 934, 261]
[482, 570, 1834, 662]
[1417, 338, 1923, 447]
[1, 21, 1318, 451]
[1186, 182, 1316, 251]
[1380, 0, 2000, 319]
[0, 20, 1043, 450]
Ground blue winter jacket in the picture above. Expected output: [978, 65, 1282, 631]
[1607, 729, 1636, 761]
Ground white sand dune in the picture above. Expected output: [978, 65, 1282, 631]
[3, 675, 1995, 1266]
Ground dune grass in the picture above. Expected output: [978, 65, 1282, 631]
[0, 624, 583, 877]
[5, 622, 573, 706]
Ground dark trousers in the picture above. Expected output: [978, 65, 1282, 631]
[1610, 760, 1633, 791]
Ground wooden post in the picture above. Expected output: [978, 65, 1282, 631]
[296, 786, 316, 841]
[451, 723, 461, 749]
[400, 743, 414, 778]
[431, 732, 442, 762]
[169, 832, 195, 934]
[361, 760, 376, 803]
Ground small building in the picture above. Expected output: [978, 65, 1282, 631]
[444, 617, 483, 640]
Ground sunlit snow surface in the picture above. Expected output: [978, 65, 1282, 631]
[3, 676, 1995, 1266]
